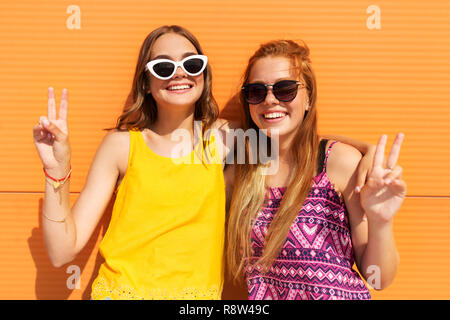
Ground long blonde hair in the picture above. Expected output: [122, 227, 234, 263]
[113, 25, 219, 150]
[226, 39, 320, 282]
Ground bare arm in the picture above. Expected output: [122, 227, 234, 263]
[327, 134, 405, 290]
[357, 134, 405, 289]
[33, 88, 128, 267]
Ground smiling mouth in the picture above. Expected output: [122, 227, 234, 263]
[263, 112, 287, 119]
[166, 84, 193, 91]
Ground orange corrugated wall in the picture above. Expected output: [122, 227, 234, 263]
[1, 0, 449, 299]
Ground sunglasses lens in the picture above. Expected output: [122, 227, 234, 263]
[183, 58, 205, 75]
[152, 62, 175, 78]
[273, 80, 299, 102]
[244, 84, 267, 104]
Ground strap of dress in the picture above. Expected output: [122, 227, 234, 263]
[322, 140, 338, 173]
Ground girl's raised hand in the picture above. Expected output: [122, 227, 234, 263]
[33, 87, 71, 174]
[360, 133, 406, 224]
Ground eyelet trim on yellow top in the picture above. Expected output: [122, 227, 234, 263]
[91, 276, 221, 300]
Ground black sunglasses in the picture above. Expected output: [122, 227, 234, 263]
[242, 80, 303, 105]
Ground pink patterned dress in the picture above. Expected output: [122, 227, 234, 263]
[245, 141, 371, 300]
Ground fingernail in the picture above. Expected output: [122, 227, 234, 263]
[385, 178, 392, 185]
[355, 186, 361, 193]
[43, 119, 50, 126]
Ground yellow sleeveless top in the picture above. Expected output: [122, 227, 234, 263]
[91, 129, 225, 299]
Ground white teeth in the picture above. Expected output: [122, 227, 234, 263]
[167, 85, 191, 91]
[263, 112, 286, 119]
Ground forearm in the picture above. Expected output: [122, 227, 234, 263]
[360, 220, 399, 290]
[42, 166, 77, 267]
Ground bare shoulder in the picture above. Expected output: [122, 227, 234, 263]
[326, 141, 362, 191]
[98, 129, 130, 173]
[327, 141, 362, 169]
[102, 129, 130, 146]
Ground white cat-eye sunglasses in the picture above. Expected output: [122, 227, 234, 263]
[146, 55, 208, 80]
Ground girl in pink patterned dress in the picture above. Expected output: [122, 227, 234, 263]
[226, 39, 406, 300]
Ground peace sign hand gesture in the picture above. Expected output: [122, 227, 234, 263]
[33, 87, 71, 175]
[360, 133, 407, 224]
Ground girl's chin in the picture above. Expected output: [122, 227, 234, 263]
[254, 122, 297, 139]
[159, 94, 201, 108]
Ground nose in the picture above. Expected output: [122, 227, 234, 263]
[172, 65, 187, 78]
[264, 86, 279, 105]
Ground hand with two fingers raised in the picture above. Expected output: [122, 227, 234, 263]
[33, 87, 71, 177]
[360, 133, 407, 225]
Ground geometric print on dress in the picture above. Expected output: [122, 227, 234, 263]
[245, 142, 371, 300]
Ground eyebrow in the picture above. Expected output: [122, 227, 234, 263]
[152, 52, 198, 60]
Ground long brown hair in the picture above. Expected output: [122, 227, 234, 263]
[114, 25, 219, 148]
[226, 39, 320, 282]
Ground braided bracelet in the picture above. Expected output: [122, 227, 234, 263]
[43, 166, 72, 189]
[42, 166, 71, 222]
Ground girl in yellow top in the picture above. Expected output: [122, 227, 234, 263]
[33, 25, 375, 299]
[33, 25, 226, 299]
